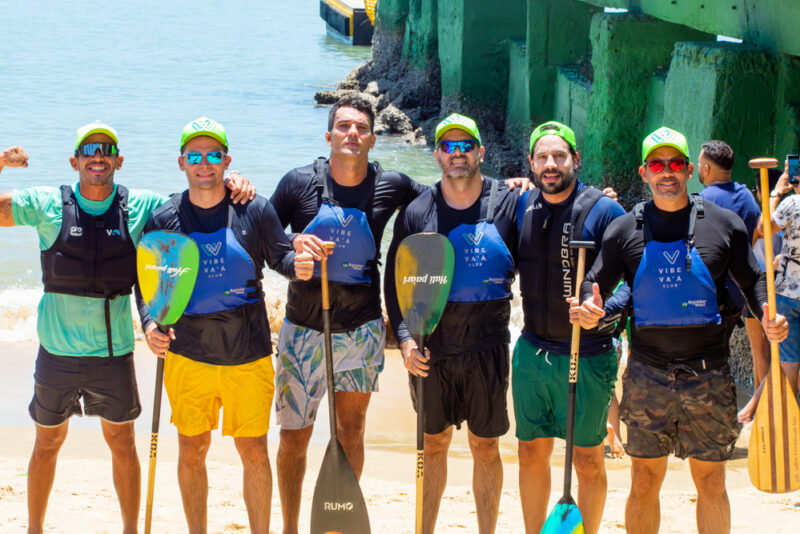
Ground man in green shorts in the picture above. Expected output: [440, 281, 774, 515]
[514, 121, 628, 534]
[0, 123, 253, 533]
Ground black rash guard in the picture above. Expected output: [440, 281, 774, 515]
[385, 179, 518, 356]
[270, 160, 428, 332]
[137, 191, 295, 364]
[581, 199, 768, 367]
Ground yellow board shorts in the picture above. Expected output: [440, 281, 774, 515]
[164, 352, 274, 438]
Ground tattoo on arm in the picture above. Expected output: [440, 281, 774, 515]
[0, 193, 15, 226]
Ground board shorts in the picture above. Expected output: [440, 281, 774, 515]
[512, 337, 618, 447]
[29, 346, 141, 426]
[621, 359, 740, 461]
[164, 352, 274, 438]
[410, 344, 510, 438]
[274, 317, 385, 430]
[776, 293, 800, 364]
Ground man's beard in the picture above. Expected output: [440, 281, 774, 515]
[533, 167, 576, 195]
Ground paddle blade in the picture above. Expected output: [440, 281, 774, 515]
[394, 233, 455, 337]
[541, 498, 585, 534]
[747, 366, 800, 493]
[310, 439, 370, 534]
[137, 231, 199, 326]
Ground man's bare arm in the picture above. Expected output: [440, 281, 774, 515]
[0, 146, 29, 176]
[0, 192, 15, 226]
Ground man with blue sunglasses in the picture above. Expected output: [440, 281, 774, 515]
[0, 121, 255, 534]
[385, 113, 520, 533]
[140, 117, 310, 534]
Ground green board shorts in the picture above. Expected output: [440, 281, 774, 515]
[512, 336, 618, 447]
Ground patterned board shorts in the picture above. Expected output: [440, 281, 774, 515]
[621, 359, 741, 461]
[274, 317, 385, 430]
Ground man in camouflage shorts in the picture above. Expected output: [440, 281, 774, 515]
[574, 127, 788, 533]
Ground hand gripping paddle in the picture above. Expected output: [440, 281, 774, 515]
[540, 240, 594, 534]
[310, 242, 372, 534]
[136, 230, 199, 534]
[394, 233, 455, 534]
[747, 158, 800, 493]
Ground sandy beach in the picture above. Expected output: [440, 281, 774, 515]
[1, 341, 798, 533]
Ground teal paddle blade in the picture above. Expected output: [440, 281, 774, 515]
[540, 500, 585, 534]
[136, 231, 199, 326]
[394, 232, 455, 337]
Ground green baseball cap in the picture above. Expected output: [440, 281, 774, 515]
[434, 113, 482, 145]
[529, 121, 576, 154]
[642, 126, 690, 162]
[180, 117, 228, 152]
[75, 121, 118, 149]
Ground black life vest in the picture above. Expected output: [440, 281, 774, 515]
[517, 184, 610, 342]
[41, 184, 137, 356]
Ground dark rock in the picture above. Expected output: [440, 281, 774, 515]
[375, 105, 414, 135]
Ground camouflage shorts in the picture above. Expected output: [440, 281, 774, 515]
[621, 359, 741, 461]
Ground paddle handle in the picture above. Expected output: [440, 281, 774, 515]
[564, 243, 591, 498]
[144, 343, 166, 534]
[319, 242, 337, 438]
[413, 334, 426, 534]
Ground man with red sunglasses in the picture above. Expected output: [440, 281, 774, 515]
[574, 127, 788, 534]
[0, 122, 254, 534]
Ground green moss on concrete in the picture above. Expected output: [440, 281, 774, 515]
[554, 67, 591, 150]
[663, 42, 779, 191]
[438, 0, 527, 108]
[375, 0, 409, 35]
[643, 74, 666, 135]
[583, 13, 712, 191]
[579, 0, 800, 57]
[402, 0, 438, 69]
[506, 40, 531, 147]
[775, 54, 800, 163]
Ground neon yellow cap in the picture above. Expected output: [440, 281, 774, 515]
[180, 117, 228, 152]
[75, 121, 118, 149]
[529, 121, 576, 154]
[434, 113, 482, 145]
[642, 127, 690, 162]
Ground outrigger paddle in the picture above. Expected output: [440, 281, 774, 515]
[394, 233, 455, 534]
[136, 230, 199, 534]
[310, 241, 371, 534]
[747, 158, 800, 493]
[540, 240, 594, 534]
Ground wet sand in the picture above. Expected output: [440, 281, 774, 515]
[0, 342, 798, 532]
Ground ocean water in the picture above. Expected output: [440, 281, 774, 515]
[0, 1, 525, 434]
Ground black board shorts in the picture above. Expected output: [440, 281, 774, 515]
[409, 343, 510, 438]
[29, 346, 142, 426]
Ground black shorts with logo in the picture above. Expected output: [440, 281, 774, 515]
[621, 358, 740, 461]
[409, 343, 509, 438]
[29, 346, 142, 426]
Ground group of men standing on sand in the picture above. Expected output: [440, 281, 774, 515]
[0, 93, 791, 534]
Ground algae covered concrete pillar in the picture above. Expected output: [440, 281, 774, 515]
[663, 42, 779, 190]
[402, 0, 438, 70]
[775, 54, 800, 164]
[505, 0, 598, 148]
[582, 13, 711, 193]
[375, 0, 409, 36]
[438, 0, 527, 114]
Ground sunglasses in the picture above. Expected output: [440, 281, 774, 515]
[646, 157, 687, 173]
[184, 151, 225, 165]
[76, 142, 118, 157]
[437, 140, 478, 154]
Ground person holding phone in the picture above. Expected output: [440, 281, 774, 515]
[757, 155, 800, 397]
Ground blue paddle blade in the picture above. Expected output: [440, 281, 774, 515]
[540, 501, 585, 534]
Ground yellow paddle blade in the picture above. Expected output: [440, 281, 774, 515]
[365, 0, 377, 25]
[748, 366, 800, 493]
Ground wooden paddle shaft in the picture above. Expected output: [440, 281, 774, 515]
[320, 242, 338, 438]
[563, 241, 593, 498]
[413, 334, 426, 534]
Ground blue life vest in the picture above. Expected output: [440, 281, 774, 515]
[183, 203, 261, 315]
[303, 158, 379, 285]
[632, 197, 721, 328]
[444, 179, 514, 303]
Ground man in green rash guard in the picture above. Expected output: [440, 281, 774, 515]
[0, 123, 254, 534]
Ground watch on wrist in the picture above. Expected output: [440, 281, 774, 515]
[770, 190, 783, 198]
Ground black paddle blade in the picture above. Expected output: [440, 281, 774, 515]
[394, 233, 455, 337]
[310, 439, 371, 534]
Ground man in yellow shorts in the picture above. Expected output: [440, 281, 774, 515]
[142, 118, 312, 533]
